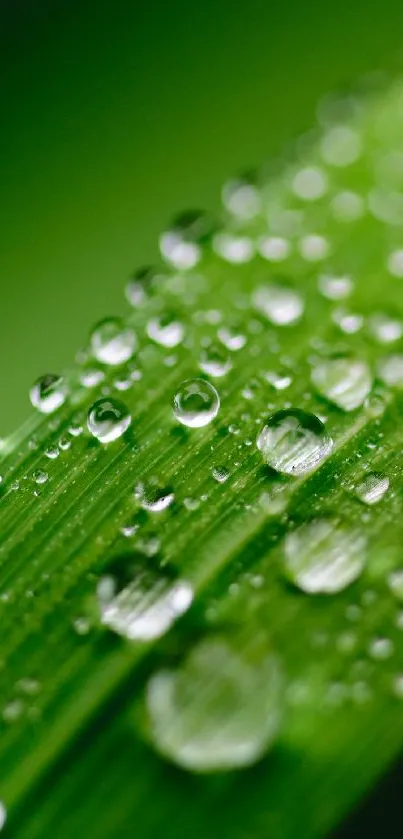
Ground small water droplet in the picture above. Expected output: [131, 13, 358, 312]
[299, 234, 329, 262]
[90, 318, 136, 366]
[283, 518, 367, 594]
[73, 616, 92, 636]
[147, 313, 184, 348]
[311, 357, 372, 411]
[354, 472, 389, 505]
[252, 283, 304, 326]
[160, 210, 214, 269]
[87, 398, 131, 443]
[369, 313, 403, 344]
[292, 166, 328, 201]
[3, 698, 24, 723]
[199, 344, 232, 378]
[146, 636, 283, 772]
[331, 190, 364, 222]
[30, 374, 67, 414]
[263, 371, 292, 391]
[222, 174, 262, 220]
[211, 465, 229, 483]
[173, 379, 220, 428]
[213, 232, 254, 263]
[217, 325, 247, 351]
[377, 354, 403, 388]
[79, 368, 105, 388]
[33, 470, 48, 485]
[257, 235, 291, 262]
[368, 637, 393, 660]
[97, 555, 193, 642]
[318, 274, 353, 300]
[135, 480, 175, 512]
[257, 409, 332, 476]
[45, 446, 59, 460]
[321, 126, 361, 166]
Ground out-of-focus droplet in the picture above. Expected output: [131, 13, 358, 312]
[387, 570, 403, 601]
[146, 636, 283, 772]
[199, 344, 232, 378]
[213, 232, 254, 264]
[257, 236, 291, 262]
[318, 274, 353, 300]
[97, 555, 193, 642]
[257, 409, 332, 476]
[292, 166, 328, 201]
[311, 357, 372, 411]
[387, 249, 403, 278]
[173, 379, 220, 428]
[0, 802, 6, 832]
[147, 313, 184, 348]
[299, 234, 329, 262]
[354, 472, 389, 505]
[331, 190, 364, 222]
[30, 374, 67, 414]
[217, 325, 247, 351]
[79, 368, 105, 388]
[252, 283, 304, 326]
[222, 173, 262, 220]
[91, 318, 136, 366]
[125, 266, 161, 306]
[369, 313, 403, 344]
[377, 354, 403, 388]
[321, 126, 361, 167]
[368, 637, 394, 660]
[160, 210, 214, 269]
[263, 371, 292, 391]
[283, 518, 367, 594]
[87, 398, 131, 443]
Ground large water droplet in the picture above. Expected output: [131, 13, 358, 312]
[257, 409, 333, 476]
[30, 374, 67, 414]
[135, 480, 175, 512]
[87, 398, 131, 443]
[252, 283, 304, 325]
[173, 379, 220, 428]
[146, 636, 282, 772]
[90, 318, 136, 366]
[354, 472, 389, 505]
[283, 518, 367, 593]
[311, 357, 372, 411]
[97, 555, 193, 641]
[147, 313, 184, 348]
[199, 344, 232, 378]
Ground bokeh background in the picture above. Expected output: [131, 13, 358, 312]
[2, 0, 403, 435]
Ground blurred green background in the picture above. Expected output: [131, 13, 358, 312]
[1, 0, 403, 436]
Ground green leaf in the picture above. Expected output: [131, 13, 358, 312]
[2, 75, 403, 838]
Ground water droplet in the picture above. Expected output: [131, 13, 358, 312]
[377, 354, 403, 388]
[44, 446, 59, 460]
[387, 249, 403, 278]
[87, 398, 131, 443]
[332, 308, 364, 335]
[257, 409, 332, 476]
[73, 616, 92, 636]
[125, 266, 161, 306]
[222, 174, 262, 220]
[135, 480, 175, 512]
[257, 236, 291, 262]
[331, 190, 364, 222]
[0, 802, 6, 832]
[283, 518, 367, 594]
[252, 283, 304, 325]
[217, 325, 247, 351]
[173, 379, 220, 428]
[369, 313, 403, 344]
[146, 636, 282, 772]
[97, 555, 193, 642]
[3, 698, 24, 723]
[33, 470, 48, 485]
[79, 368, 105, 388]
[368, 637, 394, 660]
[160, 210, 214, 269]
[213, 232, 254, 264]
[30, 374, 67, 414]
[211, 465, 229, 483]
[321, 126, 361, 166]
[318, 274, 353, 300]
[392, 674, 403, 699]
[199, 344, 232, 378]
[299, 234, 329, 262]
[16, 677, 40, 696]
[263, 371, 292, 390]
[292, 166, 328, 201]
[354, 472, 389, 505]
[311, 357, 372, 411]
[387, 569, 403, 601]
[147, 313, 184, 348]
[90, 318, 136, 366]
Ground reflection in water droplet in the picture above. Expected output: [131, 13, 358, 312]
[252, 284, 304, 325]
[147, 314, 184, 348]
[283, 518, 367, 593]
[30, 374, 67, 414]
[97, 555, 193, 642]
[311, 357, 372, 411]
[199, 344, 232, 378]
[354, 472, 389, 505]
[87, 398, 131, 443]
[146, 636, 282, 772]
[91, 318, 136, 366]
[257, 409, 332, 476]
[135, 480, 175, 512]
[173, 379, 220, 428]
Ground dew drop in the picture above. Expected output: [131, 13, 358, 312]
[368, 637, 394, 661]
[257, 409, 332, 476]
[330, 190, 364, 222]
[0, 802, 6, 832]
[321, 126, 361, 167]
[97, 555, 193, 642]
[30, 374, 67, 414]
[90, 318, 136, 366]
[87, 398, 131, 443]
[147, 313, 184, 348]
[135, 480, 175, 512]
[387, 249, 403, 278]
[354, 472, 389, 505]
[263, 371, 292, 391]
[318, 273, 353, 300]
[392, 674, 403, 699]
[252, 283, 304, 326]
[377, 354, 403, 388]
[369, 313, 403, 344]
[222, 174, 262, 220]
[217, 325, 247, 351]
[283, 518, 367, 594]
[211, 465, 229, 483]
[199, 344, 232, 378]
[299, 234, 329, 262]
[173, 379, 220, 428]
[160, 210, 214, 269]
[257, 235, 291, 262]
[146, 636, 282, 772]
[311, 357, 372, 411]
[292, 166, 328, 201]
[213, 232, 254, 264]
[33, 470, 48, 485]
[387, 569, 403, 601]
